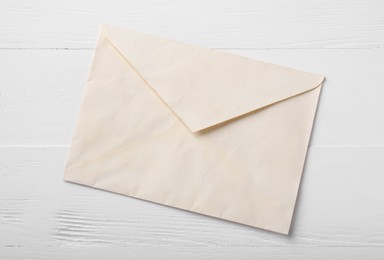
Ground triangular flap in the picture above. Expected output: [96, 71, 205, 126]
[102, 24, 324, 132]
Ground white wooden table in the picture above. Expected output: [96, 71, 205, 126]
[1, 1, 384, 259]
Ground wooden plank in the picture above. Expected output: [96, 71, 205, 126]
[2, 246, 384, 260]
[0, 49, 383, 146]
[1, 0, 383, 258]
[1, 146, 384, 253]
[0, 0, 383, 49]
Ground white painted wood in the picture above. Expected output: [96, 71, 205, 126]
[1, 147, 384, 259]
[0, 0, 383, 49]
[0, 49, 383, 146]
[1, 0, 384, 258]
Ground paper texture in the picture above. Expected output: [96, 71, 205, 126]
[63, 24, 324, 234]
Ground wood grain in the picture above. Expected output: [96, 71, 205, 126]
[1, 0, 384, 258]
[0, 0, 384, 49]
[1, 147, 384, 259]
[0, 48, 383, 147]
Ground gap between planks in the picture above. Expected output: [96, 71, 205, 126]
[0, 47, 382, 51]
[0, 145, 383, 148]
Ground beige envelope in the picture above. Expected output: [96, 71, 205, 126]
[63, 24, 324, 234]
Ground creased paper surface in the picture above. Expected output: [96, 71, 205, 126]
[64, 24, 324, 234]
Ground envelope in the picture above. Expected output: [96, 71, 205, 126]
[63, 24, 324, 234]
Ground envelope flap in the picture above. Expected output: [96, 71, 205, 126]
[102, 24, 324, 133]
